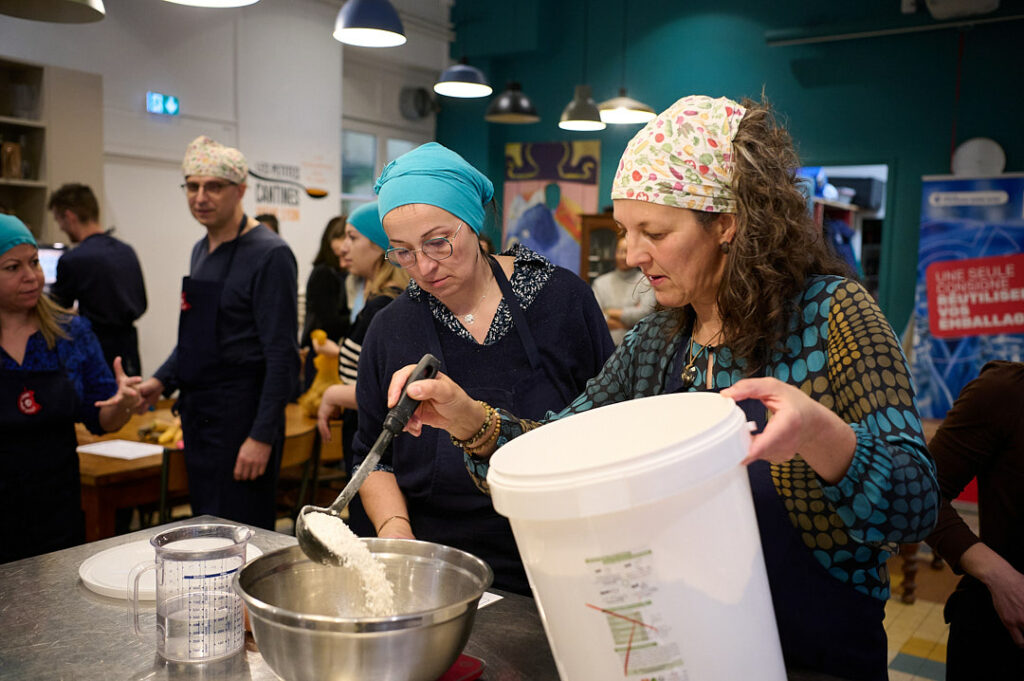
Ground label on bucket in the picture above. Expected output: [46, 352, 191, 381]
[584, 549, 689, 680]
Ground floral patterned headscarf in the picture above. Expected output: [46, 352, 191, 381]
[611, 95, 747, 213]
[182, 135, 248, 184]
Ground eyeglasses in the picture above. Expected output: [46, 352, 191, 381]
[181, 180, 237, 196]
[384, 222, 465, 268]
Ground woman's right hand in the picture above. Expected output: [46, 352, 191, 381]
[316, 383, 345, 441]
[312, 337, 340, 358]
[386, 366, 486, 439]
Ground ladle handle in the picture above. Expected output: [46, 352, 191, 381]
[327, 354, 440, 514]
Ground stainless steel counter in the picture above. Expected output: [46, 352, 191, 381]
[0, 516, 559, 681]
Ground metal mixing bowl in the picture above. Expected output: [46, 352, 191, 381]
[234, 539, 493, 681]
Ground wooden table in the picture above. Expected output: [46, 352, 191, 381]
[76, 404, 317, 542]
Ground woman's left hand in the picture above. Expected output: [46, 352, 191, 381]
[721, 377, 856, 484]
[94, 356, 143, 413]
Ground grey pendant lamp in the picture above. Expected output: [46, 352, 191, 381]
[333, 0, 406, 48]
[559, 0, 605, 131]
[598, 0, 655, 124]
[486, 82, 540, 124]
[0, 0, 104, 22]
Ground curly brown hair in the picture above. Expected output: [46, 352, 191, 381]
[672, 95, 851, 372]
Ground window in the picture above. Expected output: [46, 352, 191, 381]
[340, 123, 428, 217]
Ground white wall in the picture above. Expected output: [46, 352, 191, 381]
[0, 0, 451, 377]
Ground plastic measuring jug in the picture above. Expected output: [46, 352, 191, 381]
[128, 524, 253, 662]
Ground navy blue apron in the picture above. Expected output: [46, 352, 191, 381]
[175, 216, 281, 530]
[398, 256, 560, 594]
[0, 359, 84, 562]
[667, 340, 887, 681]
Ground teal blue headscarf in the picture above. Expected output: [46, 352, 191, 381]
[0, 214, 37, 257]
[347, 201, 389, 251]
[374, 142, 493, 234]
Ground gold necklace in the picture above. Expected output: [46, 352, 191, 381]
[680, 332, 721, 389]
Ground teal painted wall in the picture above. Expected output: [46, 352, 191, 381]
[436, 0, 1024, 329]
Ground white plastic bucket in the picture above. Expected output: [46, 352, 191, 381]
[487, 393, 785, 681]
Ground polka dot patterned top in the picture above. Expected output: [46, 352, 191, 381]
[467, 274, 939, 600]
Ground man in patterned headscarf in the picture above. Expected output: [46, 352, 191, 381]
[137, 135, 299, 530]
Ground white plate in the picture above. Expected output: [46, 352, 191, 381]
[79, 539, 263, 600]
[76, 440, 165, 460]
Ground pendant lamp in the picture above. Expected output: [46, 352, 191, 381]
[599, 88, 656, 125]
[485, 82, 539, 124]
[598, 0, 655, 124]
[434, 58, 492, 98]
[333, 0, 406, 48]
[0, 0, 104, 22]
[558, 0, 605, 131]
[161, 0, 258, 6]
[560, 85, 605, 131]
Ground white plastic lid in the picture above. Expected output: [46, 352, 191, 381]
[487, 393, 749, 520]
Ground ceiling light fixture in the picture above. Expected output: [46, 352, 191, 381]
[559, 0, 605, 131]
[485, 82, 539, 124]
[0, 0, 105, 23]
[162, 0, 258, 6]
[333, 0, 406, 48]
[598, 0, 655, 124]
[434, 57, 492, 98]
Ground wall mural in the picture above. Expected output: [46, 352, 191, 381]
[502, 140, 600, 274]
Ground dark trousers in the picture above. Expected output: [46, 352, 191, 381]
[945, 579, 1024, 680]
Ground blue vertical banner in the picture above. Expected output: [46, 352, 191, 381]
[911, 174, 1024, 418]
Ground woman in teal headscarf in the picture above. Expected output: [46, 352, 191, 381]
[0, 214, 142, 562]
[350, 143, 614, 594]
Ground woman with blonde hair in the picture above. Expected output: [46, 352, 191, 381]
[0, 214, 141, 562]
[386, 97, 938, 679]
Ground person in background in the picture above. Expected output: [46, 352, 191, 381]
[48, 183, 147, 377]
[255, 213, 279, 234]
[315, 201, 408, 535]
[299, 215, 349, 391]
[0, 215, 141, 562]
[591, 234, 656, 345]
[353, 143, 614, 594]
[385, 97, 939, 679]
[924, 361, 1024, 680]
[136, 136, 299, 530]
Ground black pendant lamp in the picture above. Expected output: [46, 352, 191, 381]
[485, 82, 539, 124]
[0, 0, 104, 22]
[559, 0, 605, 131]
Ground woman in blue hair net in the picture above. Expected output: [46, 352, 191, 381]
[351, 143, 614, 593]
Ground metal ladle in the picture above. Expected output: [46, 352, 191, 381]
[296, 354, 440, 565]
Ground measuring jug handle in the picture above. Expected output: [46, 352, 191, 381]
[127, 560, 156, 641]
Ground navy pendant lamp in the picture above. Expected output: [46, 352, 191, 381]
[333, 0, 407, 48]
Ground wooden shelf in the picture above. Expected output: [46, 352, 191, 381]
[0, 178, 46, 188]
[813, 197, 859, 212]
[0, 115, 44, 128]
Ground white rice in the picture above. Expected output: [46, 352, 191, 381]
[303, 512, 395, 616]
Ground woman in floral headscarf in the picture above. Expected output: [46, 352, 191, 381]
[384, 96, 938, 680]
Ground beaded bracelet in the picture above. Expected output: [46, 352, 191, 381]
[465, 409, 501, 457]
[449, 401, 494, 449]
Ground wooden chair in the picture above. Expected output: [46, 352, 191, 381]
[158, 447, 190, 525]
[276, 423, 321, 522]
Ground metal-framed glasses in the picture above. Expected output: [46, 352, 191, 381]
[181, 180, 237, 197]
[384, 222, 465, 268]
